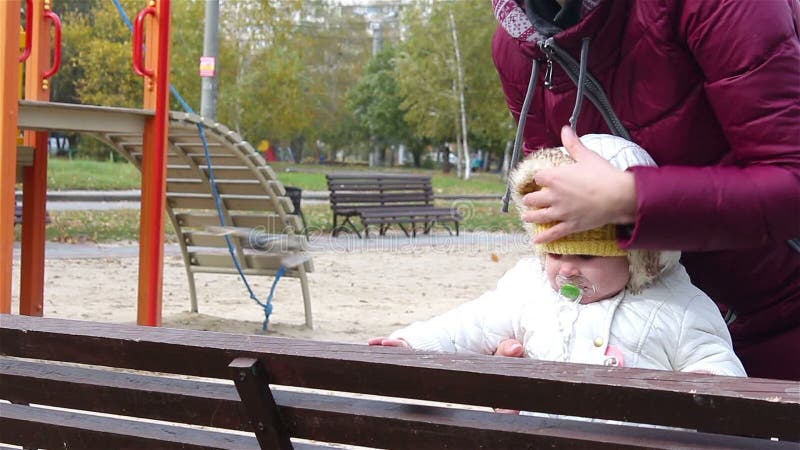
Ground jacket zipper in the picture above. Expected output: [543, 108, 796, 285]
[541, 38, 630, 139]
[544, 58, 554, 89]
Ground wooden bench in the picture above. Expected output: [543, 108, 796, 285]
[326, 173, 461, 238]
[1, 314, 798, 450]
[89, 112, 314, 328]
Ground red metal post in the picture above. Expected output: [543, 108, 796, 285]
[20, 0, 59, 317]
[136, 0, 171, 326]
[0, 1, 22, 313]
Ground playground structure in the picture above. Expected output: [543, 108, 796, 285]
[2, 0, 312, 327]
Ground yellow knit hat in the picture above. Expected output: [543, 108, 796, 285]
[535, 222, 627, 256]
[509, 146, 627, 257]
[509, 134, 682, 294]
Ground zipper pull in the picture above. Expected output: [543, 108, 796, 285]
[544, 58, 554, 90]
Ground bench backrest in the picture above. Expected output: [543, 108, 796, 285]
[1, 314, 798, 450]
[327, 173, 435, 211]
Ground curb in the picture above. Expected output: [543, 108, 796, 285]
[16, 190, 502, 203]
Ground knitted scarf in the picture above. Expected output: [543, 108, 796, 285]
[492, 0, 601, 42]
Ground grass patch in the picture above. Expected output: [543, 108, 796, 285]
[47, 158, 506, 195]
[16, 210, 176, 243]
[48, 158, 140, 190]
[23, 200, 521, 243]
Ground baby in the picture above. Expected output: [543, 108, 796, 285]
[370, 134, 745, 376]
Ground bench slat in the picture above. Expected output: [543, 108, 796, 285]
[331, 193, 431, 203]
[167, 194, 294, 214]
[172, 142, 238, 155]
[1, 315, 796, 440]
[0, 403, 260, 450]
[174, 212, 303, 233]
[188, 252, 314, 273]
[182, 230, 308, 251]
[168, 180, 271, 197]
[3, 358, 786, 450]
[168, 167, 282, 187]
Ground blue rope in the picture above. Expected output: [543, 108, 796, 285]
[113, 0, 283, 330]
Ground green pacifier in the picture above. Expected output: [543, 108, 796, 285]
[559, 284, 582, 303]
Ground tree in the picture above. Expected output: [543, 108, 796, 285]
[396, 0, 509, 174]
[291, 1, 372, 162]
[347, 46, 410, 166]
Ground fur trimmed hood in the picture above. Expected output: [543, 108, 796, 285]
[510, 134, 681, 294]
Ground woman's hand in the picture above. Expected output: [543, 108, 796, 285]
[367, 337, 411, 348]
[522, 126, 637, 244]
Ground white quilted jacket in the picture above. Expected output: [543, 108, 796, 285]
[391, 257, 746, 376]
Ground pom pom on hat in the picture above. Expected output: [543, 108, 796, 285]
[509, 134, 680, 293]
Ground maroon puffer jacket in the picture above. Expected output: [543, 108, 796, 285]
[492, 0, 800, 379]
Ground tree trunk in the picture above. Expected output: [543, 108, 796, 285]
[449, 8, 471, 181]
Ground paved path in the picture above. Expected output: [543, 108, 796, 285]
[13, 232, 529, 259]
[15, 190, 501, 211]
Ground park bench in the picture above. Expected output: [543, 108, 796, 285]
[1, 314, 798, 450]
[13, 204, 51, 226]
[89, 111, 314, 327]
[326, 173, 461, 238]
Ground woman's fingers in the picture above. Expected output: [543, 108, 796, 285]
[533, 221, 573, 244]
[522, 189, 553, 209]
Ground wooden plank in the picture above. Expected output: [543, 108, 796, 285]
[189, 265, 312, 277]
[167, 194, 294, 213]
[189, 252, 312, 272]
[0, 358, 790, 450]
[168, 180, 269, 196]
[182, 230, 307, 251]
[186, 154, 247, 166]
[171, 141, 236, 153]
[0, 403, 259, 450]
[331, 193, 431, 204]
[0, 357, 248, 431]
[18, 100, 152, 134]
[1, 315, 797, 440]
[166, 167, 282, 190]
[326, 173, 430, 180]
[174, 212, 302, 233]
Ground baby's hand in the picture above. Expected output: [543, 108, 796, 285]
[367, 337, 411, 348]
[494, 339, 524, 358]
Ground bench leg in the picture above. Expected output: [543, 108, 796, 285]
[229, 358, 293, 450]
[298, 264, 313, 329]
[187, 269, 199, 313]
[397, 223, 411, 238]
[424, 221, 433, 235]
[331, 214, 339, 237]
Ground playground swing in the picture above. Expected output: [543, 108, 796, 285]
[113, 0, 310, 330]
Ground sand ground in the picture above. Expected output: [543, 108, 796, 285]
[10, 233, 531, 344]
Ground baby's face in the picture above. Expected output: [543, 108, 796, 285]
[545, 253, 630, 303]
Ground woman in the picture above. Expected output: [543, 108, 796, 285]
[491, 0, 800, 380]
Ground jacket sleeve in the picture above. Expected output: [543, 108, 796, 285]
[492, 27, 559, 154]
[389, 258, 542, 354]
[673, 295, 747, 376]
[622, 0, 800, 251]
